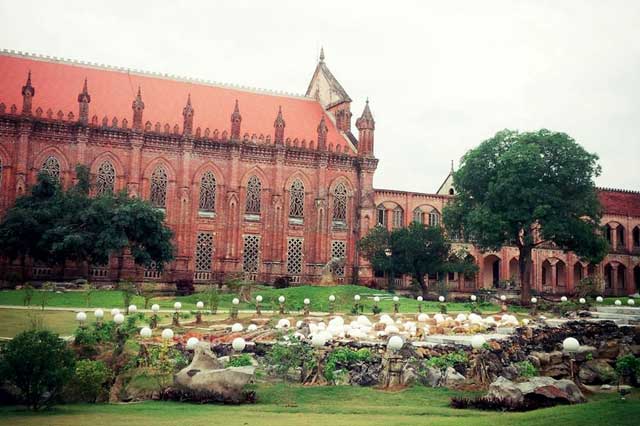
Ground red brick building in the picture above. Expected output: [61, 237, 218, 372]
[0, 49, 638, 295]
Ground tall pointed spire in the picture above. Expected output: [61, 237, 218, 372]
[319, 47, 325, 63]
[131, 86, 145, 131]
[450, 160, 454, 173]
[273, 106, 285, 145]
[21, 70, 35, 115]
[77, 78, 91, 125]
[182, 93, 194, 136]
[230, 99, 242, 140]
[356, 99, 375, 156]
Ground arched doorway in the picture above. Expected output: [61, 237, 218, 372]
[634, 265, 640, 292]
[573, 262, 584, 284]
[483, 255, 500, 288]
[542, 259, 552, 291]
[604, 264, 613, 291]
[464, 254, 476, 289]
[556, 260, 567, 288]
[633, 226, 640, 249]
[618, 265, 626, 291]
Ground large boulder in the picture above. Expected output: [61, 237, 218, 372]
[487, 376, 585, 405]
[578, 359, 617, 385]
[174, 344, 255, 403]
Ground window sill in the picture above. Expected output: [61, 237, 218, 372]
[289, 217, 304, 225]
[198, 210, 216, 218]
[244, 214, 261, 222]
[332, 220, 347, 230]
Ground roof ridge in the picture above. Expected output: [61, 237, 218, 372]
[597, 186, 640, 195]
[0, 48, 313, 101]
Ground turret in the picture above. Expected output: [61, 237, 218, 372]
[317, 116, 328, 150]
[131, 86, 145, 131]
[273, 106, 285, 145]
[230, 99, 242, 140]
[77, 78, 91, 125]
[182, 94, 194, 136]
[355, 99, 375, 156]
[21, 71, 35, 116]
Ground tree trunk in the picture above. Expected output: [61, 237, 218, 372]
[519, 245, 533, 305]
[416, 273, 428, 298]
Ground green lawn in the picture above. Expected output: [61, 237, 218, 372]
[0, 384, 638, 426]
[0, 309, 78, 338]
[0, 285, 509, 314]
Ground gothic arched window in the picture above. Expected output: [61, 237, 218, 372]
[429, 209, 440, 227]
[199, 171, 217, 212]
[41, 156, 61, 182]
[289, 179, 305, 218]
[245, 175, 262, 215]
[392, 206, 404, 229]
[96, 161, 115, 196]
[376, 205, 387, 227]
[150, 166, 168, 208]
[413, 208, 423, 224]
[332, 183, 347, 223]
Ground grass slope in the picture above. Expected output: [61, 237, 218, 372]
[0, 384, 638, 426]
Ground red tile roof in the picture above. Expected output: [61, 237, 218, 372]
[598, 189, 640, 218]
[0, 51, 351, 152]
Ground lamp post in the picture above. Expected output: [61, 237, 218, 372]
[278, 295, 286, 315]
[231, 298, 240, 319]
[311, 333, 328, 384]
[393, 296, 400, 315]
[596, 296, 603, 304]
[384, 335, 404, 387]
[416, 296, 423, 313]
[76, 311, 87, 328]
[562, 337, 580, 382]
[303, 298, 310, 316]
[328, 295, 336, 315]
[94, 308, 104, 326]
[373, 296, 381, 315]
[196, 301, 204, 324]
[232, 337, 246, 361]
[438, 295, 446, 314]
[530, 297, 538, 316]
[150, 304, 160, 328]
[354, 294, 361, 314]
[173, 302, 182, 326]
[113, 313, 126, 356]
[560, 296, 568, 303]
[255, 295, 263, 316]
[470, 334, 490, 384]
[384, 247, 393, 291]
[128, 304, 137, 315]
[186, 337, 199, 350]
[500, 295, 507, 312]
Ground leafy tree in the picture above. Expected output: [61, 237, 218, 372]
[0, 330, 76, 410]
[359, 222, 476, 297]
[71, 359, 111, 403]
[444, 129, 607, 304]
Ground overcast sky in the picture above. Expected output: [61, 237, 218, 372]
[1, 0, 638, 192]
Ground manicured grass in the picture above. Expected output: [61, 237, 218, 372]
[0, 384, 638, 426]
[0, 308, 78, 338]
[0, 285, 509, 314]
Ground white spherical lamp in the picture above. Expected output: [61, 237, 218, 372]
[417, 296, 423, 302]
[247, 324, 258, 331]
[560, 296, 568, 302]
[374, 296, 380, 303]
[174, 302, 182, 311]
[438, 296, 445, 303]
[232, 337, 246, 352]
[76, 311, 87, 323]
[393, 296, 399, 302]
[256, 295, 263, 303]
[278, 295, 285, 303]
[562, 337, 580, 353]
[151, 304, 160, 313]
[196, 301, 204, 309]
[231, 323, 243, 332]
[140, 327, 152, 338]
[329, 295, 336, 302]
[628, 299, 636, 306]
[110, 308, 120, 317]
[615, 299, 622, 306]
[354, 294, 361, 302]
[531, 297, 538, 304]
[470, 295, 477, 302]
[471, 334, 486, 350]
[113, 313, 125, 325]
[186, 337, 199, 350]
[161, 328, 174, 340]
[232, 298, 240, 305]
[579, 297, 586, 304]
[387, 335, 404, 352]
[596, 296, 604, 303]
[94, 308, 104, 319]
[304, 298, 310, 305]
[500, 295, 506, 302]
[128, 304, 137, 314]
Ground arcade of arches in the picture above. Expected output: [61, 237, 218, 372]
[0, 51, 639, 296]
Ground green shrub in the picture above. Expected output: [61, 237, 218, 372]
[227, 354, 253, 367]
[266, 336, 315, 382]
[324, 348, 372, 382]
[615, 355, 640, 384]
[425, 351, 468, 371]
[372, 305, 382, 314]
[515, 360, 538, 378]
[205, 285, 220, 313]
[0, 330, 75, 410]
[72, 360, 111, 402]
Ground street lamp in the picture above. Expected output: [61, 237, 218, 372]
[231, 297, 240, 319]
[150, 304, 160, 328]
[628, 299, 635, 306]
[579, 297, 586, 305]
[113, 313, 125, 325]
[353, 294, 361, 314]
[186, 337, 199, 350]
[76, 311, 87, 327]
[231, 323, 243, 332]
[384, 335, 404, 387]
[140, 326, 152, 339]
[278, 295, 286, 315]
[161, 328, 174, 341]
[615, 299, 622, 306]
[94, 308, 104, 325]
[303, 298, 311, 316]
[530, 297, 538, 316]
[196, 301, 204, 324]
[328, 294, 336, 315]
[563, 337, 580, 381]
[596, 296, 604, 303]
[438, 295, 446, 314]
[393, 296, 400, 314]
[111, 308, 120, 317]
[500, 295, 507, 312]
[173, 302, 182, 326]
[373, 295, 381, 314]
[416, 295, 423, 313]
[255, 295, 263, 316]
[232, 337, 246, 352]
[471, 334, 486, 350]
[128, 304, 137, 315]
[384, 248, 393, 290]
